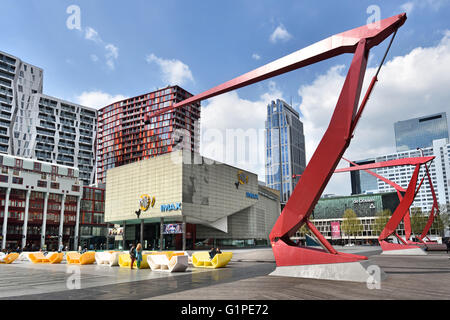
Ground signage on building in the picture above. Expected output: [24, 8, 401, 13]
[139, 194, 155, 211]
[331, 221, 341, 240]
[246, 192, 259, 200]
[108, 227, 123, 236]
[237, 171, 249, 185]
[160, 202, 182, 212]
[353, 198, 374, 204]
[163, 223, 183, 234]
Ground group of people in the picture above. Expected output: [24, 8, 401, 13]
[128, 243, 143, 269]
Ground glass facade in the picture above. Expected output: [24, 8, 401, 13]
[394, 113, 449, 152]
[350, 158, 379, 195]
[265, 99, 306, 203]
[313, 192, 399, 219]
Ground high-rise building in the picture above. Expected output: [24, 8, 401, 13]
[394, 112, 449, 152]
[265, 99, 306, 204]
[96, 85, 201, 184]
[0, 51, 97, 186]
[352, 138, 449, 212]
[350, 158, 378, 195]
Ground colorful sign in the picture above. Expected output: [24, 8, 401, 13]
[246, 192, 259, 199]
[108, 227, 123, 236]
[331, 221, 341, 240]
[139, 194, 155, 211]
[237, 170, 248, 185]
[163, 223, 183, 234]
[160, 202, 182, 212]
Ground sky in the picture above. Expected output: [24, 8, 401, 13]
[1, 0, 450, 195]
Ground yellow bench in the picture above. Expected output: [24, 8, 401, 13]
[192, 251, 232, 268]
[66, 252, 96, 265]
[28, 252, 49, 263]
[118, 253, 150, 269]
[29, 252, 64, 264]
[0, 252, 19, 264]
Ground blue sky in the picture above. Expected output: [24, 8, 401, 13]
[2, 0, 450, 194]
[1, 0, 448, 103]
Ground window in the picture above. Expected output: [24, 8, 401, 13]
[50, 182, 59, 189]
[72, 185, 80, 192]
[15, 159, 23, 168]
[12, 177, 23, 184]
[0, 175, 7, 183]
[51, 166, 58, 175]
[34, 162, 41, 171]
[37, 180, 47, 188]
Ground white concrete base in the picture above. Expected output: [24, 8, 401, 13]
[381, 248, 427, 256]
[269, 260, 386, 283]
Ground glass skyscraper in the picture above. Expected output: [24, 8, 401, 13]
[265, 99, 306, 204]
[394, 113, 449, 152]
[350, 158, 379, 195]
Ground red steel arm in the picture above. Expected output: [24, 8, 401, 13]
[145, 14, 407, 123]
[419, 164, 439, 240]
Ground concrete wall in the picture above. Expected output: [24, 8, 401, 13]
[104, 151, 183, 223]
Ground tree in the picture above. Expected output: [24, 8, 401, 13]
[373, 209, 392, 236]
[341, 209, 363, 244]
[410, 207, 428, 236]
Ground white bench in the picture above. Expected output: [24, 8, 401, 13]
[147, 253, 188, 272]
[95, 251, 122, 266]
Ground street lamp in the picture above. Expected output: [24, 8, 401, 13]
[135, 208, 144, 247]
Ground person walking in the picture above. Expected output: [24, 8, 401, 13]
[129, 244, 136, 269]
[136, 243, 143, 269]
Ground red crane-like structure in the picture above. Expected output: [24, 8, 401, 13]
[334, 157, 439, 253]
[145, 14, 408, 270]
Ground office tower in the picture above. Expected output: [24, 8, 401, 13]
[96, 85, 201, 184]
[350, 158, 378, 195]
[265, 99, 306, 204]
[0, 51, 97, 186]
[352, 138, 449, 212]
[394, 113, 449, 152]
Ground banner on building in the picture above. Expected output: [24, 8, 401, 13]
[331, 221, 341, 240]
[108, 227, 123, 236]
[163, 223, 183, 234]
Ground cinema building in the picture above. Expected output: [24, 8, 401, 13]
[104, 150, 280, 250]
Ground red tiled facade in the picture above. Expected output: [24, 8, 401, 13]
[96, 85, 200, 184]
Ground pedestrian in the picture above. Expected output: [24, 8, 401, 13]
[209, 247, 216, 260]
[136, 243, 143, 269]
[129, 244, 136, 269]
[215, 247, 222, 255]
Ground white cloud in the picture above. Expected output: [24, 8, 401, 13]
[297, 30, 450, 196]
[200, 81, 284, 180]
[83, 26, 119, 70]
[90, 54, 99, 62]
[400, 2, 415, 15]
[270, 24, 292, 43]
[400, 0, 448, 14]
[76, 91, 127, 110]
[252, 53, 261, 60]
[105, 44, 119, 70]
[146, 53, 194, 86]
[85, 27, 102, 43]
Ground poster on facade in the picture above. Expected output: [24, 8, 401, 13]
[163, 223, 183, 234]
[331, 221, 341, 239]
[108, 227, 123, 236]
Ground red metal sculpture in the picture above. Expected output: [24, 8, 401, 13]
[335, 157, 438, 252]
[144, 14, 407, 268]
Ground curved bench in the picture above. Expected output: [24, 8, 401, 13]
[118, 253, 150, 269]
[66, 252, 96, 265]
[95, 251, 122, 266]
[192, 252, 232, 268]
[0, 252, 19, 264]
[147, 252, 188, 272]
